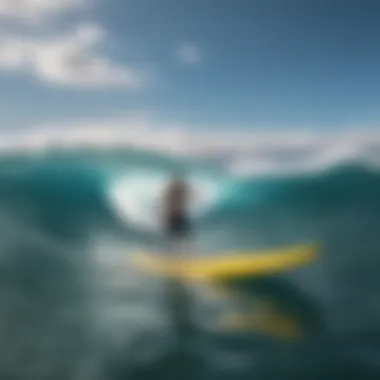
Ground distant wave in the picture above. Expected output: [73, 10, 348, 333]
[2, 126, 380, 176]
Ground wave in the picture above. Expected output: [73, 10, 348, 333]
[2, 125, 380, 173]
[0, 135, 378, 378]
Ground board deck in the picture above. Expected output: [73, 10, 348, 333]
[133, 243, 319, 280]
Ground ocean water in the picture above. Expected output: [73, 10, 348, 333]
[0, 132, 380, 379]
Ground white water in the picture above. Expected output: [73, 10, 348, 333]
[2, 125, 380, 177]
[108, 171, 223, 231]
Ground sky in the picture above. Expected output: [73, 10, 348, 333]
[1, 0, 380, 133]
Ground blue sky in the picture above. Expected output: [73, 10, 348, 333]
[1, 0, 380, 131]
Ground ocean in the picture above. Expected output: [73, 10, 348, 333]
[0, 129, 380, 379]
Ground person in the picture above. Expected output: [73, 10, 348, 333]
[162, 175, 198, 352]
[163, 175, 191, 242]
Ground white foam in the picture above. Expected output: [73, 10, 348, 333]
[108, 171, 222, 231]
[1, 121, 380, 177]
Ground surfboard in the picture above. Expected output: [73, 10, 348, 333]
[133, 243, 319, 281]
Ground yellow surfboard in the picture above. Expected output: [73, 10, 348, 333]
[133, 243, 319, 281]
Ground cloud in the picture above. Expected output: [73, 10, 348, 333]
[176, 42, 203, 64]
[0, 24, 145, 89]
[0, 0, 89, 23]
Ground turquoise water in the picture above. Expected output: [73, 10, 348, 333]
[0, 148, 379, 379]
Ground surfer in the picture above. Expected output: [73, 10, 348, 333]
[163, 175, 191, 242]
[162, 175, 196, 347]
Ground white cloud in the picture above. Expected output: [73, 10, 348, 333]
[176, 42, 203, 64]
[0, 24, 145, 89]
[0, 0, 89, 23]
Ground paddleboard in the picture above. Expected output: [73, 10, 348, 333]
[133, 243, 319, 281]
